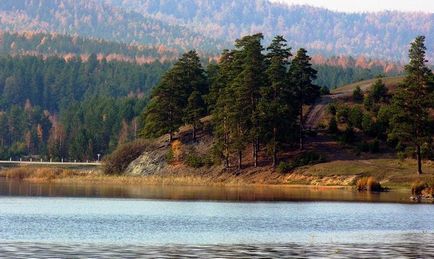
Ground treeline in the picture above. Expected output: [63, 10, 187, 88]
[0, 55, 169, 111]
[0, 55, 170, 160]
[0, 31, 179, 62]
[314, 64, 397, 89]
[143, 34, 320, 168]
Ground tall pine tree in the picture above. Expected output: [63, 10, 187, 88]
[389, 36, 434, 175]
[289, 48, 320, 150]
[259, 35, 294, 167]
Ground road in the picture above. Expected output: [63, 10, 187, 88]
[0, 161, 102, 166]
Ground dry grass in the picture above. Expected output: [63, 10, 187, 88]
[331, 76, 404, 95]
[0, 166, 84, 182]
[292, 159, 434, 188]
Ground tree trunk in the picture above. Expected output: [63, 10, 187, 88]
[255, 139, 259, 167]
[238, 150, 242, 170]
[416, 144, 423, 175]
[272, 127, 277, 168]
[299, 104, 304, 150]
[169, 131, 173, 143]
[192, 125, 196, 141]
[252, 141, 258, 167]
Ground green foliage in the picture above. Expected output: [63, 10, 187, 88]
[276, 152, 327, 173]
[143, 50, 208, 140]
[357, 139, 380, 153]
[185, 153, 213, 168]
[290, 151, 326, 169]
[348, 107, 363, 129]
[339, 127, 356, 144]
[327, 103, 337, 115]
[328, 117, 338, 134]
[276, 161, 293, 174]
[388, 36, 434, 174]
[352, 86, 364, 102]
[319, 86, 330, 95]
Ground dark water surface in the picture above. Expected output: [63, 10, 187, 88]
[0, 179, 433, 257]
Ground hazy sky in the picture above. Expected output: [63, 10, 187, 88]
[270, 0, 434, 13]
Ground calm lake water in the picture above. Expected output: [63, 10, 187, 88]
[1, 179, 433, 257]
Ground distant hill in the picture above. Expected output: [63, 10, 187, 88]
[0, 0, 226, 54]
[108, 0, 434, 62]
[0, 31, 180, 63]
[0, 0, 431, 62]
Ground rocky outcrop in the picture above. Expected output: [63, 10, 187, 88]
[124, 149, 167, 176]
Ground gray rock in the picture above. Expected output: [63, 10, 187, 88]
[124, 150, 166, 176]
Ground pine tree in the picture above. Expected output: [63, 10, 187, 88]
[143, 50, 208, 142]
[289, 48, 320, 150]
[259, 35, 293, 167]
[212, 50, 240, 168]
[232, 33, 266, 167]
[389, 36, 434, 175]
[181, 51, 208, 141]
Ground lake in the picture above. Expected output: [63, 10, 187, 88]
[1, 179, 433, 257]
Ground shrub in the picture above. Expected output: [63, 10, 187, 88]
[291, 151, 326, 168]
[348, 107, 363, 129]
[320, 86, 330, 95]
[339, 127, 356, 144]
[352, 86, 364, 102]
[277, 161, 292, 174]
[103, 139, 154, 175]
[356, 177, 383, 192]
[184, 153, 212, 168]
[327, 103, 337, 115]
[411, 181, 428, 196]
[328, 117, 338, 134]
[369, 139, 380, 153]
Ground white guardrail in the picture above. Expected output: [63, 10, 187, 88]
[0, 160, 102, 166]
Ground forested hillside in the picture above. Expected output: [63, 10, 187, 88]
[0, 31, 179, 63]
[0, 55, 170, 160]
[0, 0, 226, 53]
[0, 0, 431, 61]
[108, 0, 433, 61]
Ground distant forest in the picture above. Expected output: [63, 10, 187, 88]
[0, 0, 432, 61]
[0, 55, 170, 160]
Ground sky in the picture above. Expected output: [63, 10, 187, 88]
[270, 0, 434, 13]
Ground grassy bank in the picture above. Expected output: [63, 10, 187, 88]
[290, 159, 434, 188]
[1, 158, 433, 189]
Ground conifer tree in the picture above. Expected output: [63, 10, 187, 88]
[389, 36, 434, 175]
[259, 35, 293, 167]
[289, 48, 320, 150]
[212, 50, 240, 168]
[232, 33, 266, 167]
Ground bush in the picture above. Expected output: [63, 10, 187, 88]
[327, 103, 337, 116]
[276, 152, 325, 173]
[411, 181, 428, 196]
[103, 139, 154, 175]
[320, 86, 330, 95]
[339, 127, 356, 144]
[277, 161, 292, 174]
[185, 153, 213, 168]
[328, 117, 338, 134]
[352, 86, 364, 102]
[348, 107, 363, 129]
[356, 177, 383, 192]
